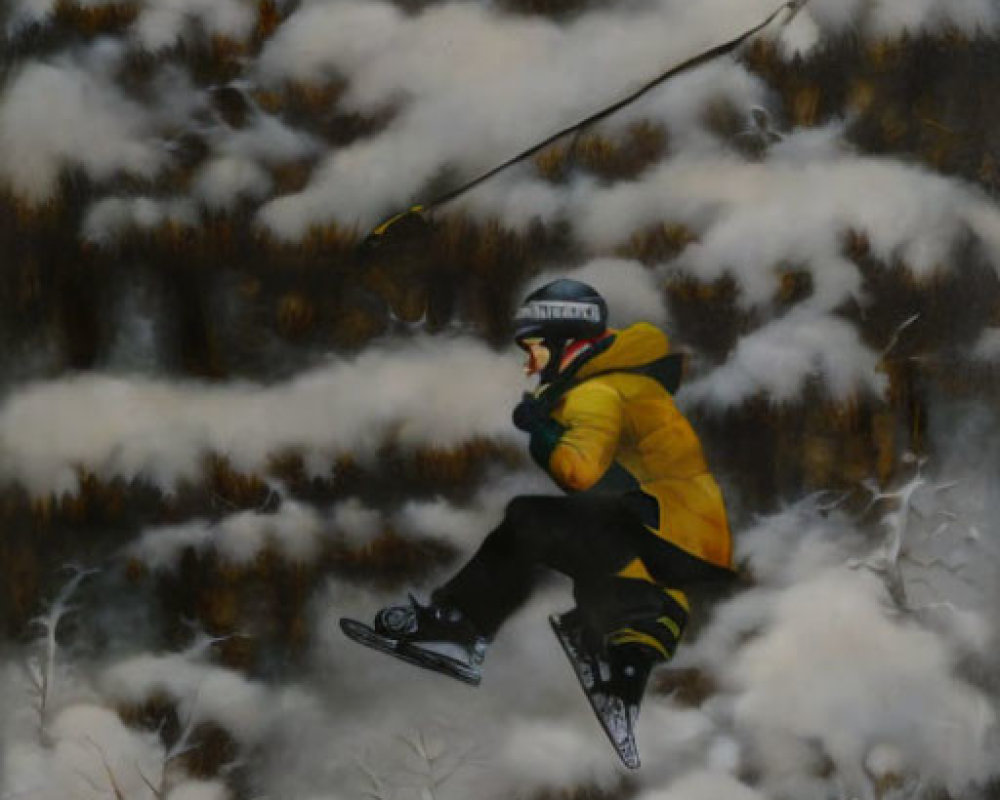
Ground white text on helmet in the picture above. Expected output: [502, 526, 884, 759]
[515, 300, 601, 323]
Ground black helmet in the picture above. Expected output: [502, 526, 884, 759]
[513, 278, 608, 344]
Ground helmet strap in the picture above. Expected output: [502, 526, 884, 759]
[560, 331, 613, 372]
[538, 332, 609, 385]
[560, 337, 595, 371]
[539, 337, 568, 385]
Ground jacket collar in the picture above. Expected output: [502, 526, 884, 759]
[534, 323, 682, 404]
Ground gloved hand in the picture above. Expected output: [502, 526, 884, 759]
[512, 392, 566, 470]
[512, 392, 549, 432]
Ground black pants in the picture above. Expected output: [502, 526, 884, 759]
[432, 493, 694, 659]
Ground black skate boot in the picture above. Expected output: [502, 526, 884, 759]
[341, 595, 488, 686]
[606, 643, 656, 710]
[550, 611, 655, 769]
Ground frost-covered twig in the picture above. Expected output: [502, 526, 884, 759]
[395, 727, 478, 800]
[881, 313, 920, 359]
[178, 615, 252, 660]
[82, 737, 126, 800]
[814, 489, 854, 514]
[164, 682, 206, 796]
[181, 626, 237, 660]
[354, 754, 392, 800]
[25, 565, 97, 744]
[355, 726, 479, 800]
[851, 461, 995, 656]
[138, 769, 161, 799]
[850, 461, 928, 606]
[167, 687, 204, 763]
[849, 456, 967, 609]
[136, 678, 208, 798]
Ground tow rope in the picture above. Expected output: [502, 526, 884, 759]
[363, 0, 806, 247]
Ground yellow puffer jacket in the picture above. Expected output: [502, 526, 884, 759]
[539, 322, 733, 572]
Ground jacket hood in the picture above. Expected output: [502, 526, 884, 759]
[574, 322, 669, 379]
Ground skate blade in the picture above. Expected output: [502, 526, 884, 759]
[590, 691, 640, 770]
[340, 617, 482, 686]
[550, 614, 641, 770]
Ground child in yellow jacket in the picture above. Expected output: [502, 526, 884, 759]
[364, 278, 734, 710]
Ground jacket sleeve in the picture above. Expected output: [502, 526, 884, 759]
[546, 381, 623, 492]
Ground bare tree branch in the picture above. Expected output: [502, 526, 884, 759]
[137, 767, 162, 800]
[881, 313, 921, 359]
[72, 765, 109, 796]
[27, 565, 98, 744]
[353, 753, 392, 800]
[83, 737, 125, 800]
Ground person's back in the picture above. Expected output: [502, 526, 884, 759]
[541, 320, 733, 576]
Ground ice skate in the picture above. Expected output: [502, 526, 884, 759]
[550, 610, 654, 769]
[341, 595, 488, 686]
